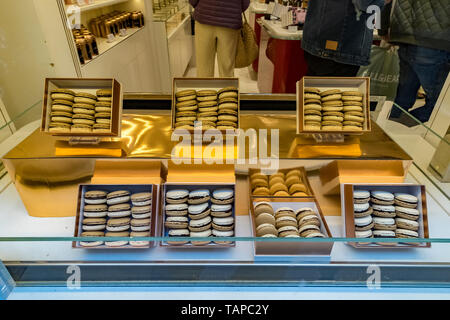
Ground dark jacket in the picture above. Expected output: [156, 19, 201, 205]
[379, 0, 450, 52]
[302, 0, 385, 66]
[189, 0, 250, 30]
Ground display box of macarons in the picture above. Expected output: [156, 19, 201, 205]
[171, 78, 240, 133]
[250, 198, 333, 261]
[296, 77, 371, 135]
[248, 167, 315, 198]
[160, 184, 236, 247]
[341, 184, 430, 248]
[41, 78, 123, 137]
[73, 184, 158, 249]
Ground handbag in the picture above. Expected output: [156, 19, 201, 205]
[235, 14, 259, 68]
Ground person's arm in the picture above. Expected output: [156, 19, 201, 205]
[189, 0, 199, 8]
[242, 0, 250, 12]
[352, 0, 385, 11]
[378, 1, 392, 37]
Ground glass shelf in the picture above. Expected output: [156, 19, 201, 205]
[152, 0, 189, 22]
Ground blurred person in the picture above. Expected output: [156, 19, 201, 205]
[190, 0, 250, 77]
[302, 0, 385, 76]
[380, 0, 450, 126]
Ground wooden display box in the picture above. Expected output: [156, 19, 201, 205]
[171, 78, 240, 133]
[341, 184, 430, 248]
[320, 160, 406, 195]
[159, 161, 237, 248]
[73, 183, 158, 249]
[248, 166, 315, 198]
[41, 78, 123, 137]
[250, 197, 333, 261]
[296, 77, 371, 135]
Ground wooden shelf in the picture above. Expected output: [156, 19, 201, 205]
[69, 0, 130, 13]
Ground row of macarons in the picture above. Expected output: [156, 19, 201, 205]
[165, 188, 234, 205]
[253, 202, 326, 238]
[250, 169, 310, 197]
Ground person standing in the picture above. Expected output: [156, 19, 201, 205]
[380, 0, 450, 125]
[190, 0, 250, 77]
[302, 0, 385, 77]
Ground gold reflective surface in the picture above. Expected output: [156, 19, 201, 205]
[4, 112, 412, 160]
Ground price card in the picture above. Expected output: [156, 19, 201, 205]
[0, 261, 14, 300]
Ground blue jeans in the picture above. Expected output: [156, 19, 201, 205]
[390, 44, 450, 122]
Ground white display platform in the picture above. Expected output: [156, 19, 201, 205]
[0, 173, 449, 264]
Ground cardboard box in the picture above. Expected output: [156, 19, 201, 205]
[41, 78, 123, 137]
[172, 78, 240, 133]
[73, 184, 158, 249]
[320, 160, 406, 195]
[296, 77, 371, 135]
[250, 197, 333, 262]
[248, 166, 315, 198]
[341, 183, 430, 248]
[160, 161, 236, 248]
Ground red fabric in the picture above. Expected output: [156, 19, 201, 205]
[252, 13, 264, 73]
[266, 38, 308, 93]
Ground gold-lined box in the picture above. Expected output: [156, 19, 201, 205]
[250, 197, 333, 261]
[341, 183, 430, 248]
[171, 77, 240, 133]
[41, 78, 123, 137]
[73, 183, 158, 249]
[296, 77, 371, 135]
[159, 161, 236, 248]
[320, 160, 407, 195]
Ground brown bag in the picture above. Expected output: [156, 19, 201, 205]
[235, 14, 259, 68]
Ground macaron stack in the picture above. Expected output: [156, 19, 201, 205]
[48, 88, 114, 134]
[173, 87, 239, 130]
[250, 169, 310, 197]
[48, 89, 76, 133]
[303, 88, 322, 131]
[302, 87, 365, 132]
[353, 189, 421, 245]
[94, 89, 113, 133]
[342, 91, 365, 131]
[253, 202, 326, 238]
[164, 187, 235, 246]
[72, 92, 97, 133]
[217, 87, 239, 130]
[174, 90, 198, 129]
[320, 89, 344, 131]
[79, 188, 152, 248]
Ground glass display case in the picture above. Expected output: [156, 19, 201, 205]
[0, 92, 449, 289]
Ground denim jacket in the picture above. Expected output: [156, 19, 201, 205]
[302, 0, 385, 66]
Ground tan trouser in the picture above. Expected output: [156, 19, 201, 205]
[195, 21, 239, 77]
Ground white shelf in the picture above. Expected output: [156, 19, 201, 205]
[80, 26, 144, 67]
[70, 0, 130, 13]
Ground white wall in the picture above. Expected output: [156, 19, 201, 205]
[0, 0, 57, 129]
